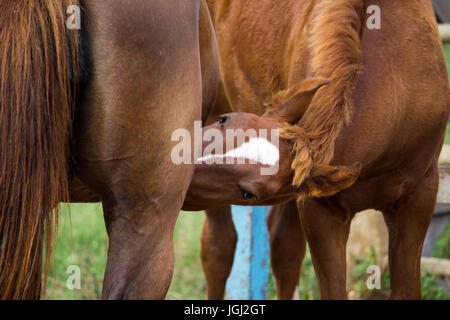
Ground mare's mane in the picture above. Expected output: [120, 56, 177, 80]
[280, 0, 364, 186]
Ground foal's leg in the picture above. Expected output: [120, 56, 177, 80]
[268, 200, 306, 300]
[382, 166, 439, 300]
[200, 206, 237, 299]
[300, 198, 353, 299]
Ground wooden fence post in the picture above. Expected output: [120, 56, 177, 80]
[225, 206, 270, 300]
[439, 24, 450, 42]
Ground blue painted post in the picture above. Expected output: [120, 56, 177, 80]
[225, 206, 270, 300]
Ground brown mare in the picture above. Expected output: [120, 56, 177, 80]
[184, 0, 450, 299]
[0, 0, 219, 299]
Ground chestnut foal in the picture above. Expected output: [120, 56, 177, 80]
[183, 110, 361, 211]
[194, 0, 450, 300]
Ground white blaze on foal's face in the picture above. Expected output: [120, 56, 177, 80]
[197, 137, 279, 166]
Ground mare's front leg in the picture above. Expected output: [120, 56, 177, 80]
[300, 198, 353, 299]
[382, 165, 439, 299]
[76, 0, 203, 299]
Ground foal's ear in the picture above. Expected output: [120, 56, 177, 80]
[297, 163, 361, 199]
[264, 77, 330, 123]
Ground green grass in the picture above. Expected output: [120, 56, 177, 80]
[166, 212, 206, 300]
[445, 125, 450, 145]
[46, 206, 208, 300]
[45, 203, 107, 300]
[444, 43, 450, 76]
[432, 220, 450, 260]
[46, 205, 450, 300]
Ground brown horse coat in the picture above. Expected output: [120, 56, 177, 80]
[198, 0, 450, 299]
[73, 0, 217, 299]
[0, 0, 217, 300]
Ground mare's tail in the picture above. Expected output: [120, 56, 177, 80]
[0, 0, 79, 299]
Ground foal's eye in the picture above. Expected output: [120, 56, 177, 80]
[218, 115, 228, 126]
[240, 188, 257, 201]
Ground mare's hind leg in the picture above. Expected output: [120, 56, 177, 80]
[268, 200, 306, 300]
[382, 165, 439, 299]
[76, 0, 204, 299]
[300, 198, 353, 299]
[200, 206, 237, 299]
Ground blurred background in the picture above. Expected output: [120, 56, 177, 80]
[45, 2, 450, 300]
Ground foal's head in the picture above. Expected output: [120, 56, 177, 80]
[183, 78, 361, 210]
[183, 113, 295, 210]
